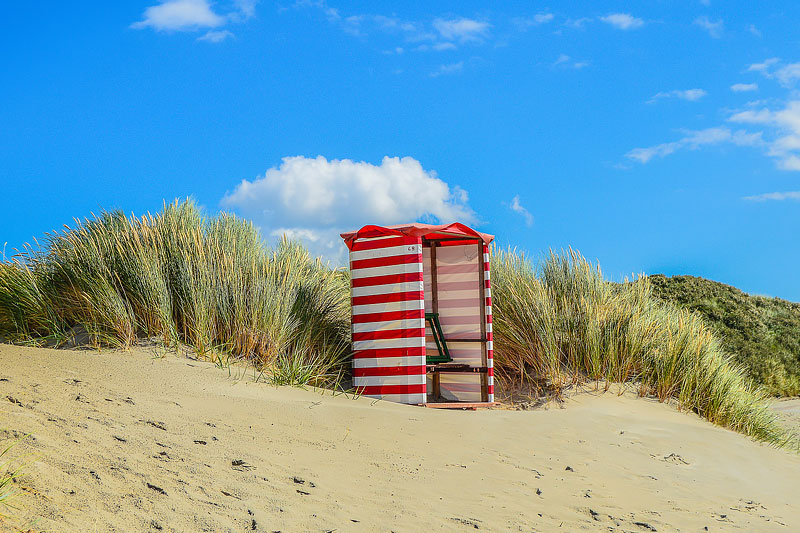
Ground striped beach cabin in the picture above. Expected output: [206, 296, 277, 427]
[341, 223, 494, 407]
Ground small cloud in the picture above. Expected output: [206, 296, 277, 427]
[509, 196, 534, 226]
[648, 89, 707, 103]
[743, 191, 800, 201]
[514, 13, 554, 30]
[748, 58, 779, 72]
[747, 24, 762, 37]
[433, 18, 490, 43]
[197, 29, 233, 42]
[626, 127, 762, 164]
[731, 83, 758, 92]
[430, 61, 464, 77]
[432, 42, 456, 51]
[553, 54, 589, 69]
[774, 63, 800, 87]
[694, 16, 724, 38]
[565, 17, 592, 29]
[600, 13, 644, 30]
[131, 0, 226, 31]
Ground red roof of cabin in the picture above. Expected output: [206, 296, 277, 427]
[340, 223, 494, 250]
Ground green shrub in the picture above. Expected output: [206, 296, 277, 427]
[648, 274, 800, 396]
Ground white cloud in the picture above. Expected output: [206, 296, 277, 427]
[198, 29, 233, 42]
[553, 54, 589, 69]
[132, 0, 257, 39]
[565, 17, 592, 29]
[433, 18, 490, 43]
[221, 156, 476, 260]
[694, 16, 724, 38]
[514, 13, 554, 29]
[600, 13, 644, 30]
[747, 24, 762, 37]
[430, 61, 464, 77]
[729, 100, 800, 170]
[648, 88, 707, 103]
[626, 127, 762, 164]
[748, 58, 779, 72]
[743, 191, 800, 201]
[131, 0, 225, 31]
[731, 83, 758, 92]
[509, 196, 534, 226]
[774, 63, 800, 87]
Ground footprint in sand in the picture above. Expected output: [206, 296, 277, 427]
[650, 452, 689, 465]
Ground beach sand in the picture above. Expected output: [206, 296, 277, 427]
[1, 343, 799, 532]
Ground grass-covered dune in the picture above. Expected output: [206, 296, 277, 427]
[0, 200, 794, 448]
[648, 274, 800, 397]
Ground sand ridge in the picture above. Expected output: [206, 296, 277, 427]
[1, 344, 799, 532]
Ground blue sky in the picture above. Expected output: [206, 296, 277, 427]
[2, 1, 800, 299]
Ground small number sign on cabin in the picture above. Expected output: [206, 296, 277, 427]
[341, 223, 495, 407]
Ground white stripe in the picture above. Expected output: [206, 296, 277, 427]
[483, 253, 490, 263]
[354, 374, 426, 387]
[352, 299, 424, 315]
[436, 272, 479, 283]
[485, 288, 492, 297]
[487, 341, 493, 350]
[357, 235, 399, 242]
[350, 244, 420, 262]
[353, 337, 426, 350]
[487, 359, 493, 368]
[352, 281, 423, 298]
[486, 306, 492, 315]
[363, 393, 426, 404]
[487, 376, 494, 386]
[486, 323, 492, 333]
[351, 262, 422, 279]
[352, 318, 424, 333]
[352, 356, 425, 368]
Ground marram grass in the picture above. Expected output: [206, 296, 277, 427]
[0, 200, 350, 388]
[0, 200, 794, 448]
[490, 248, 796, 449]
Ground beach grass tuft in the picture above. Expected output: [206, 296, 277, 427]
[490, 248, 796, 448]
[0, 200, 350, 387]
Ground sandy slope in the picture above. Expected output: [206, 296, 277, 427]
[1, 344, 799, 532]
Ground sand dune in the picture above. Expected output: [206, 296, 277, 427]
[1, 344, 799, 532]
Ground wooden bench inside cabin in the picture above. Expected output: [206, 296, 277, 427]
[425, 312, 490, 402]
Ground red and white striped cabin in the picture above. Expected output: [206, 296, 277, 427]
[341, 223, 494, 406]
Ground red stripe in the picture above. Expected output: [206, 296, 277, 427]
[487, 368, 494, 377]
[356, 384, 426, 395]
[487, 332, 493, 341]
[487, 315, 492, 323]
[352, 347, 426, 359]
[485, 296, 492, 306]
[351, 253, 420, 271]
[352, 291, 424, 306]
[436, 239, 481, 247]
[350, 236, 418, 252]
[353, 365, 426, 377]
[484, 280, 491, 289]
[352, 309, 424, 324]
[351, 271, 423, 288]
[352, 328, 426, 341]
[488, 385, 494, 395]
